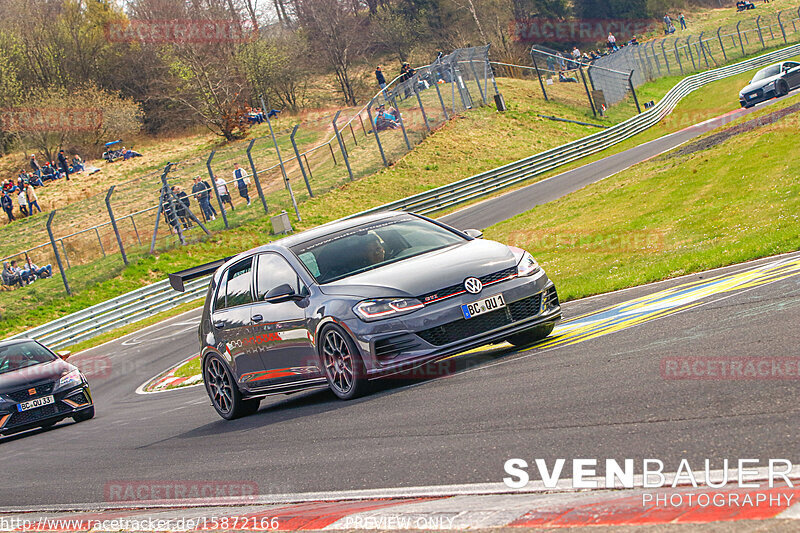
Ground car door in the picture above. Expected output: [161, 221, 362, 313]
[245, 252, 320, 389]
[784, 62, 800, 88]
[209, 257, 262, 382]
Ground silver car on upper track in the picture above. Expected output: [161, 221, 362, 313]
[171, 212, 561, 420]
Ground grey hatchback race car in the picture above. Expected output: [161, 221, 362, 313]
[739, 61, 800, 108]
[171, 212, 561, 420]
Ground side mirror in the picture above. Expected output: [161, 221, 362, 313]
[263, 283, 299, 303]
[464, 228, 483, 239]
[57, 350, 71, 360]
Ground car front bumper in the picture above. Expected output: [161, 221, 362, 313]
[343, 270, 561, 377]
[0, 384, 93, 435]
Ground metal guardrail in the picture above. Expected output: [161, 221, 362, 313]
[6, 43, 800, 349]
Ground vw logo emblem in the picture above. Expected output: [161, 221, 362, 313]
[464, 277, 483, 294]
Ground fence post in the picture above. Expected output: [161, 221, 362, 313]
[628, 71, 641, 114]
[60, 240, 70, 269]
[366, 101, 388, 167]
[650, 42, 662, 76]
[206, 151, 229, 229]
[105, 186, 127, 266]
[129, 216, 141, 245]
[777, 11, 787, 43]
[674, 39, 684, 75]
[332, 110, 354, 181]
[432, 64, 450, 120]
[94, 227, 106, 257]
[259, 96, 298, 221]
[686, 36, 697, 70]
[245, 139, 269, 214]
[530, 48, 549, 101]
[699, 32, 710, 68]
[756, 16, 765, 49]
[348, 123, 357, 146]
[394, 100, 412, 151]
[467, 49, 487, 105]
[160, 163, 185, 246]
[578, 66, 596, 117]
[660, 40, 671, 74]
[717, 26, 728, 62]
[290, 125, 314, 197]
[46, 211, 70, 296]
[149, 199, 163, 254]
[413, 79, 431, 132]
[736, 21, 746, 56]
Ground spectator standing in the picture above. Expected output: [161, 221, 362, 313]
[1, 192, 14, 222]
[192, 176, 216, 221]
[17, 189, 28, 217]
[608, 32, 617, 51]
[572, 46, 581, 66]
[233, 163, 251, 206]
[215, 176, 235, 211]
[375, 65, 387, 92]
[25, 185, 41, 213]
[57, 150, 71, 181]
[30, 154, 41, 180]
[679, 13, 687, 30]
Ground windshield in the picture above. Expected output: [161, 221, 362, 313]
[0, 341, 57, 375]
[751, 65, 780, 82]
[290, 216, 466, 284]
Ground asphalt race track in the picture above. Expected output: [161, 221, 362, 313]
[2, 96, 799, 509]
[440, 87, 800, 230]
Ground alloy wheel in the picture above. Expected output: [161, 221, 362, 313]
[323, 329, 354, 395]
[206, 358, 233, 414]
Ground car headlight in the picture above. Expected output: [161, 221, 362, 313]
[353, 298, 424, 321]
[58, 369, 83, 389]
[516, 251, 541, 277]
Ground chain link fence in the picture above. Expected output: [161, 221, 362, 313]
[0, 45, 499, 296]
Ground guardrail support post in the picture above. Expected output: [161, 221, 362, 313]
[717, 27, 728, 62]
[736, 21, 745, 56]
[290, 124, 314, 197]
[105, 186, 127, 266]
[777, 11, 787, 43]
[206, 151, 229, 229]
[756, 16, 765, 49]
[628, 71, 641, 114]
[529, 48, 548, 101]
[245, 139, 270, 214]
[366, 101, 388, 167]
[46, 211, 70, 296]
[333, 110, 354, 181]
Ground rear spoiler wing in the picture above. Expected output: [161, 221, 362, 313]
[168, 257, 234, 292]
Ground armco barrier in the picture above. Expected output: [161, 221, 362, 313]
[6, 44, 800, 349]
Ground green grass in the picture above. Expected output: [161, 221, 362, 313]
[483, 97, 800, 302]
[173, 357, 201, 379]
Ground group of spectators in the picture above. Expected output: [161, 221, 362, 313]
[1, 151, 86, 223]
[2, 259, 52, 288]
[161, 162, 254, 232]
[663, 13, 688, 34]
[243, 107, 281, 125]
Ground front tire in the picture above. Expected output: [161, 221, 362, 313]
[506, 322, 555, 347]
[73, 406, 95, 422]
[320, 325, 369, 400]
[204, 354, 260, 420]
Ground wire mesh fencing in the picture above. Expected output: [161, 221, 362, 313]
[1, 45, 500, 296]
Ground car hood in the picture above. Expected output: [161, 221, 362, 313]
[318, 239, 517, 298]
[0, 359, 73, 392]
[740, 76, 779, 95]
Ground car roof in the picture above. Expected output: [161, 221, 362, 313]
[215, 211, 414, 272]
[0, 338, 38, 349]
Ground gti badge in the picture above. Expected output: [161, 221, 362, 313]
[464, 277, 483, 294]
